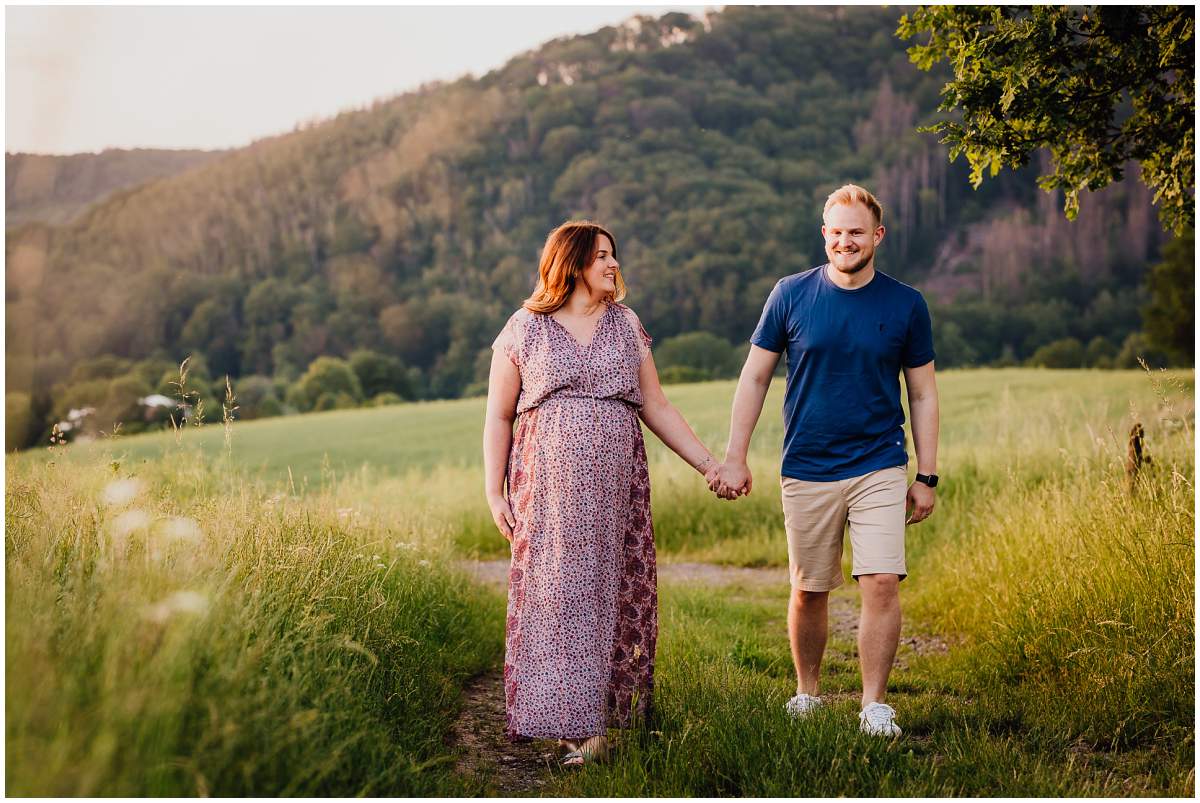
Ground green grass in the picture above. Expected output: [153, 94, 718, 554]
[23, 369, 1189, 490]
[5, 450, 502, 795]
[6, 368, 1194, 795]
[540, 539, 1193, 795]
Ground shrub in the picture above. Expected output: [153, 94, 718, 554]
[6, 391, 37, 451]
[349, 350, 413, 400]
[232, 375, 279, 420]
[371, 392, 404, 407]
[934, 321, 978, 367]
[1115, 332, 1174, 369]
[658, 365, 710, 385]
[258, 397, 284, 418]
[1027, 337, 1084, 368]
[296, 357, 363, 409]
[654, 332, 740, 381]
[1084, 336, 1117, 368]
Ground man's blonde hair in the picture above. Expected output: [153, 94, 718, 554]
[823, 184, 884, 227]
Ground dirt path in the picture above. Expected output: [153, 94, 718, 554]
[450, 560, 948, 794]
[448, 669, 556, 794]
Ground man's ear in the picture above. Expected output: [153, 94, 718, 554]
[874, 225, 886, 246]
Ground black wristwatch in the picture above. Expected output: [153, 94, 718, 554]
[915, 473, 939, 488]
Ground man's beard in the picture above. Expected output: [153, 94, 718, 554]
[829, 248, 871, 274]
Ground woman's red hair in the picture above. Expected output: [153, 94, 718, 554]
[523, 221, 625, 314]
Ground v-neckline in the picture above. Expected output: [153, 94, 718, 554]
[548, 303, 610, 352]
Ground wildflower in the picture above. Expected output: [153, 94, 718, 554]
[143, 590, 210, 623]
[159, 516, 203, 545]
[102, 478, 143, 508]
[418, 559, 431, 568]
[111, 508, 151, 538]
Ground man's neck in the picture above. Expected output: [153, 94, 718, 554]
[825, 262, 876, 290]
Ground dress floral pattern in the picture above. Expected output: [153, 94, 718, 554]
[492, 302, 658, 741]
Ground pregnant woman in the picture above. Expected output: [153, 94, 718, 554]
[483, 221, 720, 766]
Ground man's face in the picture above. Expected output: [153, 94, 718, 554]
[822, 202, 884, 275]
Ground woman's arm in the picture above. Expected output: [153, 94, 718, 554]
[637, 352, 720, 482]
[483, 349, 521, 540]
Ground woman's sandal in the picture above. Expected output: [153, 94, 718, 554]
[560, 735, 609, 767]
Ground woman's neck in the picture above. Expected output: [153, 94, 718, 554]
[561, 288, 606, 317]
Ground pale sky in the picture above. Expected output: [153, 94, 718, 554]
[6, 4, 710, 155]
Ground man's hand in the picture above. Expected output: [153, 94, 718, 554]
[905, 481, 935, 525]
[710, 460, 752, 500]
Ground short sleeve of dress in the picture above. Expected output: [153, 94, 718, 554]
[620, 305, 653, 363]
[491, 310, 524, 366]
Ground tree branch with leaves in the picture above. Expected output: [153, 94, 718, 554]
[898, 5, 1195, 234]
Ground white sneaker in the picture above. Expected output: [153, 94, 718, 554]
[859, 702, 902, 737]
[784, 693, 823, 718]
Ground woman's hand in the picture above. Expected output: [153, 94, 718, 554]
[710, 460, 752, 499]
[488, 494, 517, 542]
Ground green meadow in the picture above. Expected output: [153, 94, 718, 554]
[5, 368, 1194, 794]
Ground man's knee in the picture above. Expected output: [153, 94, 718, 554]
[791, 588, 830, 608]
[858, 573, 900, 602]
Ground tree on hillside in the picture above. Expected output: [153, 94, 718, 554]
[898, 6, 1195, 233]
[1141, 231, 1195, 363]
[349, 350, 414, 400]
[291, 357, 363, 412]
[653, 332, 742, 383]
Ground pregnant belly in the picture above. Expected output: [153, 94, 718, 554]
[510, 398, 638, 500]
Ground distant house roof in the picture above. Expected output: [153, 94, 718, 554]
[67, 406, 96, 422]
[139, 394, 177, 408]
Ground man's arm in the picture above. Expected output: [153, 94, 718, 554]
[713, 345, 782, 498]
[902, 360, 939, 524]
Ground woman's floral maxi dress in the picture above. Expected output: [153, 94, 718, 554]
[492, 302, 658, 741]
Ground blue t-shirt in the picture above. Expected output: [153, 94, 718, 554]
[750, 265, 935, 482]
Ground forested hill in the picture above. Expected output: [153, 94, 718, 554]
[5, 148, 226, 226]
[5, 6, 1169, 438]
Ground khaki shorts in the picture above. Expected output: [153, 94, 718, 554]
[781, 465, 908, 592]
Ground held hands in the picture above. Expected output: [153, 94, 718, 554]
[707, 459, 752, 501]
[905, 481, 935, 525]
[488, 494, 516, 542]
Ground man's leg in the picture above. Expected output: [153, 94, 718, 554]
[788, 588, 829, 695]
[844, 466, 909, 710]
[780, 476, 847, 711]
[857, 573, 900, 706]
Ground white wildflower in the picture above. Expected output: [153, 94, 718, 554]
[159, 516, 203, 545]
[111, 508, 151, 538]
[168, 590, 209, 614]
[143, 590, 210, 623]
[102, 478, 143, 508]
[418, 559, 431, 568]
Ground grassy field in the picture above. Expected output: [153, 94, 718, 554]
[6, 368, 1194, 794]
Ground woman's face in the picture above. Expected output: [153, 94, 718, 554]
[580, 234, 620, 297]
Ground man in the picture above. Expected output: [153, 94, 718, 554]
[711, 184, 939, 737]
